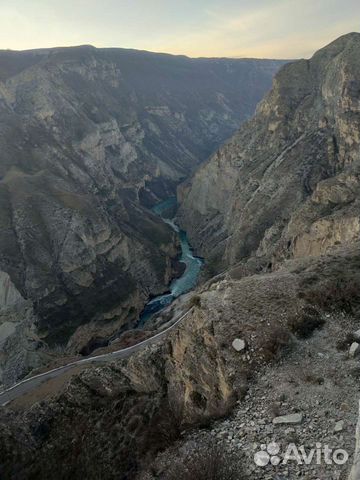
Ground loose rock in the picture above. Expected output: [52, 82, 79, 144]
[232, 338, 246, 352]
[273, 413, 303, 425]
[350, 343, 360, 358]
[334, 420, 344, 433]
[353, 330, 360, 342]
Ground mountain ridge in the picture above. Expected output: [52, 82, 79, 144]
[1, 33, 360, 480]
[178, 31, 360, 275]
[0, 45, 283, 385]
[0, 43, 289, 61]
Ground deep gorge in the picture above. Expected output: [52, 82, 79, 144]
[0, 45, 284, 386]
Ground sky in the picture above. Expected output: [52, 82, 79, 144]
[0, 0, 359, 59]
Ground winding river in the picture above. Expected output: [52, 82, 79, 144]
[138, 197, 203, 325]
[0, 199, 203, 405]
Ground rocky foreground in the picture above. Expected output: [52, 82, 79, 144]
[147, 301, 360, 479]
[1, 243, 360, 479]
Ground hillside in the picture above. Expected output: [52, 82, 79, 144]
[178, 32, 360, 276]
[1, 33, 360, 480]
[0, 46, 283, 385]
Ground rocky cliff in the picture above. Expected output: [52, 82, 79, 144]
[2, 34, 360, 480]
[0, 46, 283, 384]
[1, 242, 360, 479]
[178, 32, 360, 275]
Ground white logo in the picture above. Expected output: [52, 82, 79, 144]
[254, 442, 281, 466]
[254, 442, 348, 467]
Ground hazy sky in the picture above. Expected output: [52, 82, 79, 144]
[0, 0, 359, 59]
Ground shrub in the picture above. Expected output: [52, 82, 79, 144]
[303, 374, 325, 385]
[288, 306, 325, 338]
[350, 367, 360, 379]
[261, 325, 292, 362]
[300, 277, 360, 314]
[336, 331, 357, 351]
[205, 254, 223, 279]
[147, 404, 182, 453]
[163, 441, 245, 480]
[189, 295, 202, 308]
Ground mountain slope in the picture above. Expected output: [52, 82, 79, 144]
[2, 243, 360, 480]
[178, 32, 360, 274]
[0, 46, 283, 384]
[2, 35, 360, 480]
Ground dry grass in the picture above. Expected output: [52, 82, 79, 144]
[188, 295, 202, 308]
[162, 441, 245, 480]
[288, 305, 325, 339]
[261, 324, 292, 362]
[146, 404, 182, 454]
[300, 277, 360, 314]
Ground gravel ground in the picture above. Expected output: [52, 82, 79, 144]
[144, 312, 360, 479]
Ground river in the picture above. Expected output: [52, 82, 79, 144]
[138, 197, 203, 325]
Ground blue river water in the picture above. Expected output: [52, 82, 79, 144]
[138, 197, 203, 325]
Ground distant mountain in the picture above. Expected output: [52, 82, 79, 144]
[0, 45, 283, 384]
[178, 33, 360, 275]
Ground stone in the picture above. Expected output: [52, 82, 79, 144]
[350, 343, 360, 358]
[273, 413, 303, 425]
[0, 271, 25, 308]
[334, 420, 344, 433]
[353, 330, 360, 342]
[232, 338, 246, 352]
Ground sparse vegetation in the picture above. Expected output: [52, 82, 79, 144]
[163, 441, 245, 480]
[189, 295, 202, 308]
[147, 403, 182, 453]
[50, 343, 68, 355]
[288, 305, 325, 339]
[261, 324, 292, 362]
[300, 277, 360, 314]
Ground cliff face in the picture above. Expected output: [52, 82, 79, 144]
[3, 34, 360, 479]
[178, 33, 360, 274]
[2, 242, 360, 479]
[0, 257, 314, 479]
[0, 46, 283, 383]
[0, 304, 237, 480]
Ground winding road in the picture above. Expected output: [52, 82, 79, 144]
[0, 308, 192, 407]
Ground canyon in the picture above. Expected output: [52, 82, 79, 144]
[178, 33, 360, 277]
[0, 46, 283, 385]
[1, 33, 360, 480]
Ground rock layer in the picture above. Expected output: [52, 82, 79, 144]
[1, 242, 359, 479]
[0, 46, 283, 382]
[178, 33, 360, 275]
